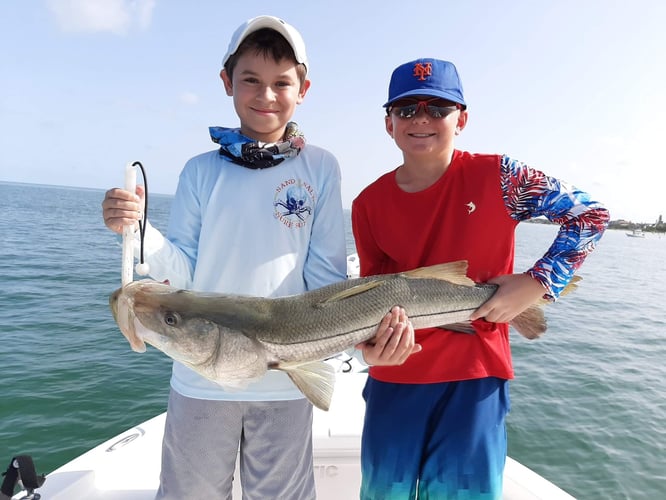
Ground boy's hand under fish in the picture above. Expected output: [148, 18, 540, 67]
[356, 306, 421, 366]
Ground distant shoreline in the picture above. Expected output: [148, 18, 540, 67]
[0, 180, 174, 199]
[524, 216, 665, 233]
[2, 181, 662, 228]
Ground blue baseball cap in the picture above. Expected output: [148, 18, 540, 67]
[383, 58, 466, 108]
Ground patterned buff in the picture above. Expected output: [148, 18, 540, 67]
[209, 122, 306, 169]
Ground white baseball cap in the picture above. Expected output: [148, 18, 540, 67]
[222, 15, 308, 73]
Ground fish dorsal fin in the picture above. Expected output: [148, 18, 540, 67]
[402, 260, 474, 287]
[320, 280, 386, 305]
[280, 361, 335, 411]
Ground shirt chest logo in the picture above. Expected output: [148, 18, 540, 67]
[273, 178, 315, 229]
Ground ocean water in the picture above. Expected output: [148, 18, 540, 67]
[1, 182, 664, 499]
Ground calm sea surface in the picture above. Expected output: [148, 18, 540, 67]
[1, 182, 664, 499]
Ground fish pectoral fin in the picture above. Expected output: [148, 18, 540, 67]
[438, 322, 477, 335]
[280, 361, 335, 411]
[510, 304, 547, 339]
[402, 261, 475, 287]
[319, 280, 387, 305]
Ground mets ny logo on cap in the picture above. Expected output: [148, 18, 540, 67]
[413, 62, 432, 80]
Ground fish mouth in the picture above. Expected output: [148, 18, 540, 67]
[110, 286, 147, 353]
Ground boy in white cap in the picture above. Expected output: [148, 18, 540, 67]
[352, 58, 610, 499]
[102, 15, 372, 499]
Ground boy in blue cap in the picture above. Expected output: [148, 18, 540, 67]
[352, 58, 610, 499]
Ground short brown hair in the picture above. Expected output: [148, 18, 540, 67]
[224, 28, 307, 85]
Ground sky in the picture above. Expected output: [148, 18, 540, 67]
[1, 0, 665, 222]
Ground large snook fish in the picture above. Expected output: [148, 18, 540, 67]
[110, 261, 577, 411]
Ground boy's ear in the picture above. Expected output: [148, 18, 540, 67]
[385, 115, 394, 138]
[455, 109, 469, 135]
[296, 79, 312, 104]
[220, 69, 233, 96]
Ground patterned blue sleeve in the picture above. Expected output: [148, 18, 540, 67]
[500, 155, 610, 299]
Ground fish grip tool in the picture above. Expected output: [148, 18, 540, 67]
[0, 455, 45, 500]
[122, 161, 149, 286]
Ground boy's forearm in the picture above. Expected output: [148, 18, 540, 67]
[500, 155, 610, 299]
[527, 205, 609, 299]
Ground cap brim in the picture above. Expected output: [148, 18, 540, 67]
[384, 89, 466, 108]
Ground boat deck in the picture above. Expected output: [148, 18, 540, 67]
[13, 373, 575, 499]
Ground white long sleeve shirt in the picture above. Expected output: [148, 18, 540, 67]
[140, 144, 347, 401]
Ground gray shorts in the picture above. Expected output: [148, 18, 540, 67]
[156, 388, 315, 500]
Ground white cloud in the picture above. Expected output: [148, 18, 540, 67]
[46, 0, 156, 35]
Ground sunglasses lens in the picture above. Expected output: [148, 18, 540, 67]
[396, 104, 417, 118]
[427, 106, 449, 118]
[390, 100, 459, 119]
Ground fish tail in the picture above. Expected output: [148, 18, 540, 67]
[511, 275, 581, 339]
[510, 304, 547, 339]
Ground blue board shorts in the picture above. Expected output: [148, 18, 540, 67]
[360, 377, 510, 500]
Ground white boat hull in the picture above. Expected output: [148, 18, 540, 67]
[13, 373, 574, 499]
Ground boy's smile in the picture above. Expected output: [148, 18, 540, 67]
[221, 52, 310, 144]
[409, 132, 437, 138]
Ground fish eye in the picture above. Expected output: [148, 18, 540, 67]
[164, 312, 179, 326]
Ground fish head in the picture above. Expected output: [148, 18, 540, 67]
[109, 281, 218, 362]
[132, 299, 222, 367]
[119, 282, 270, 385]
